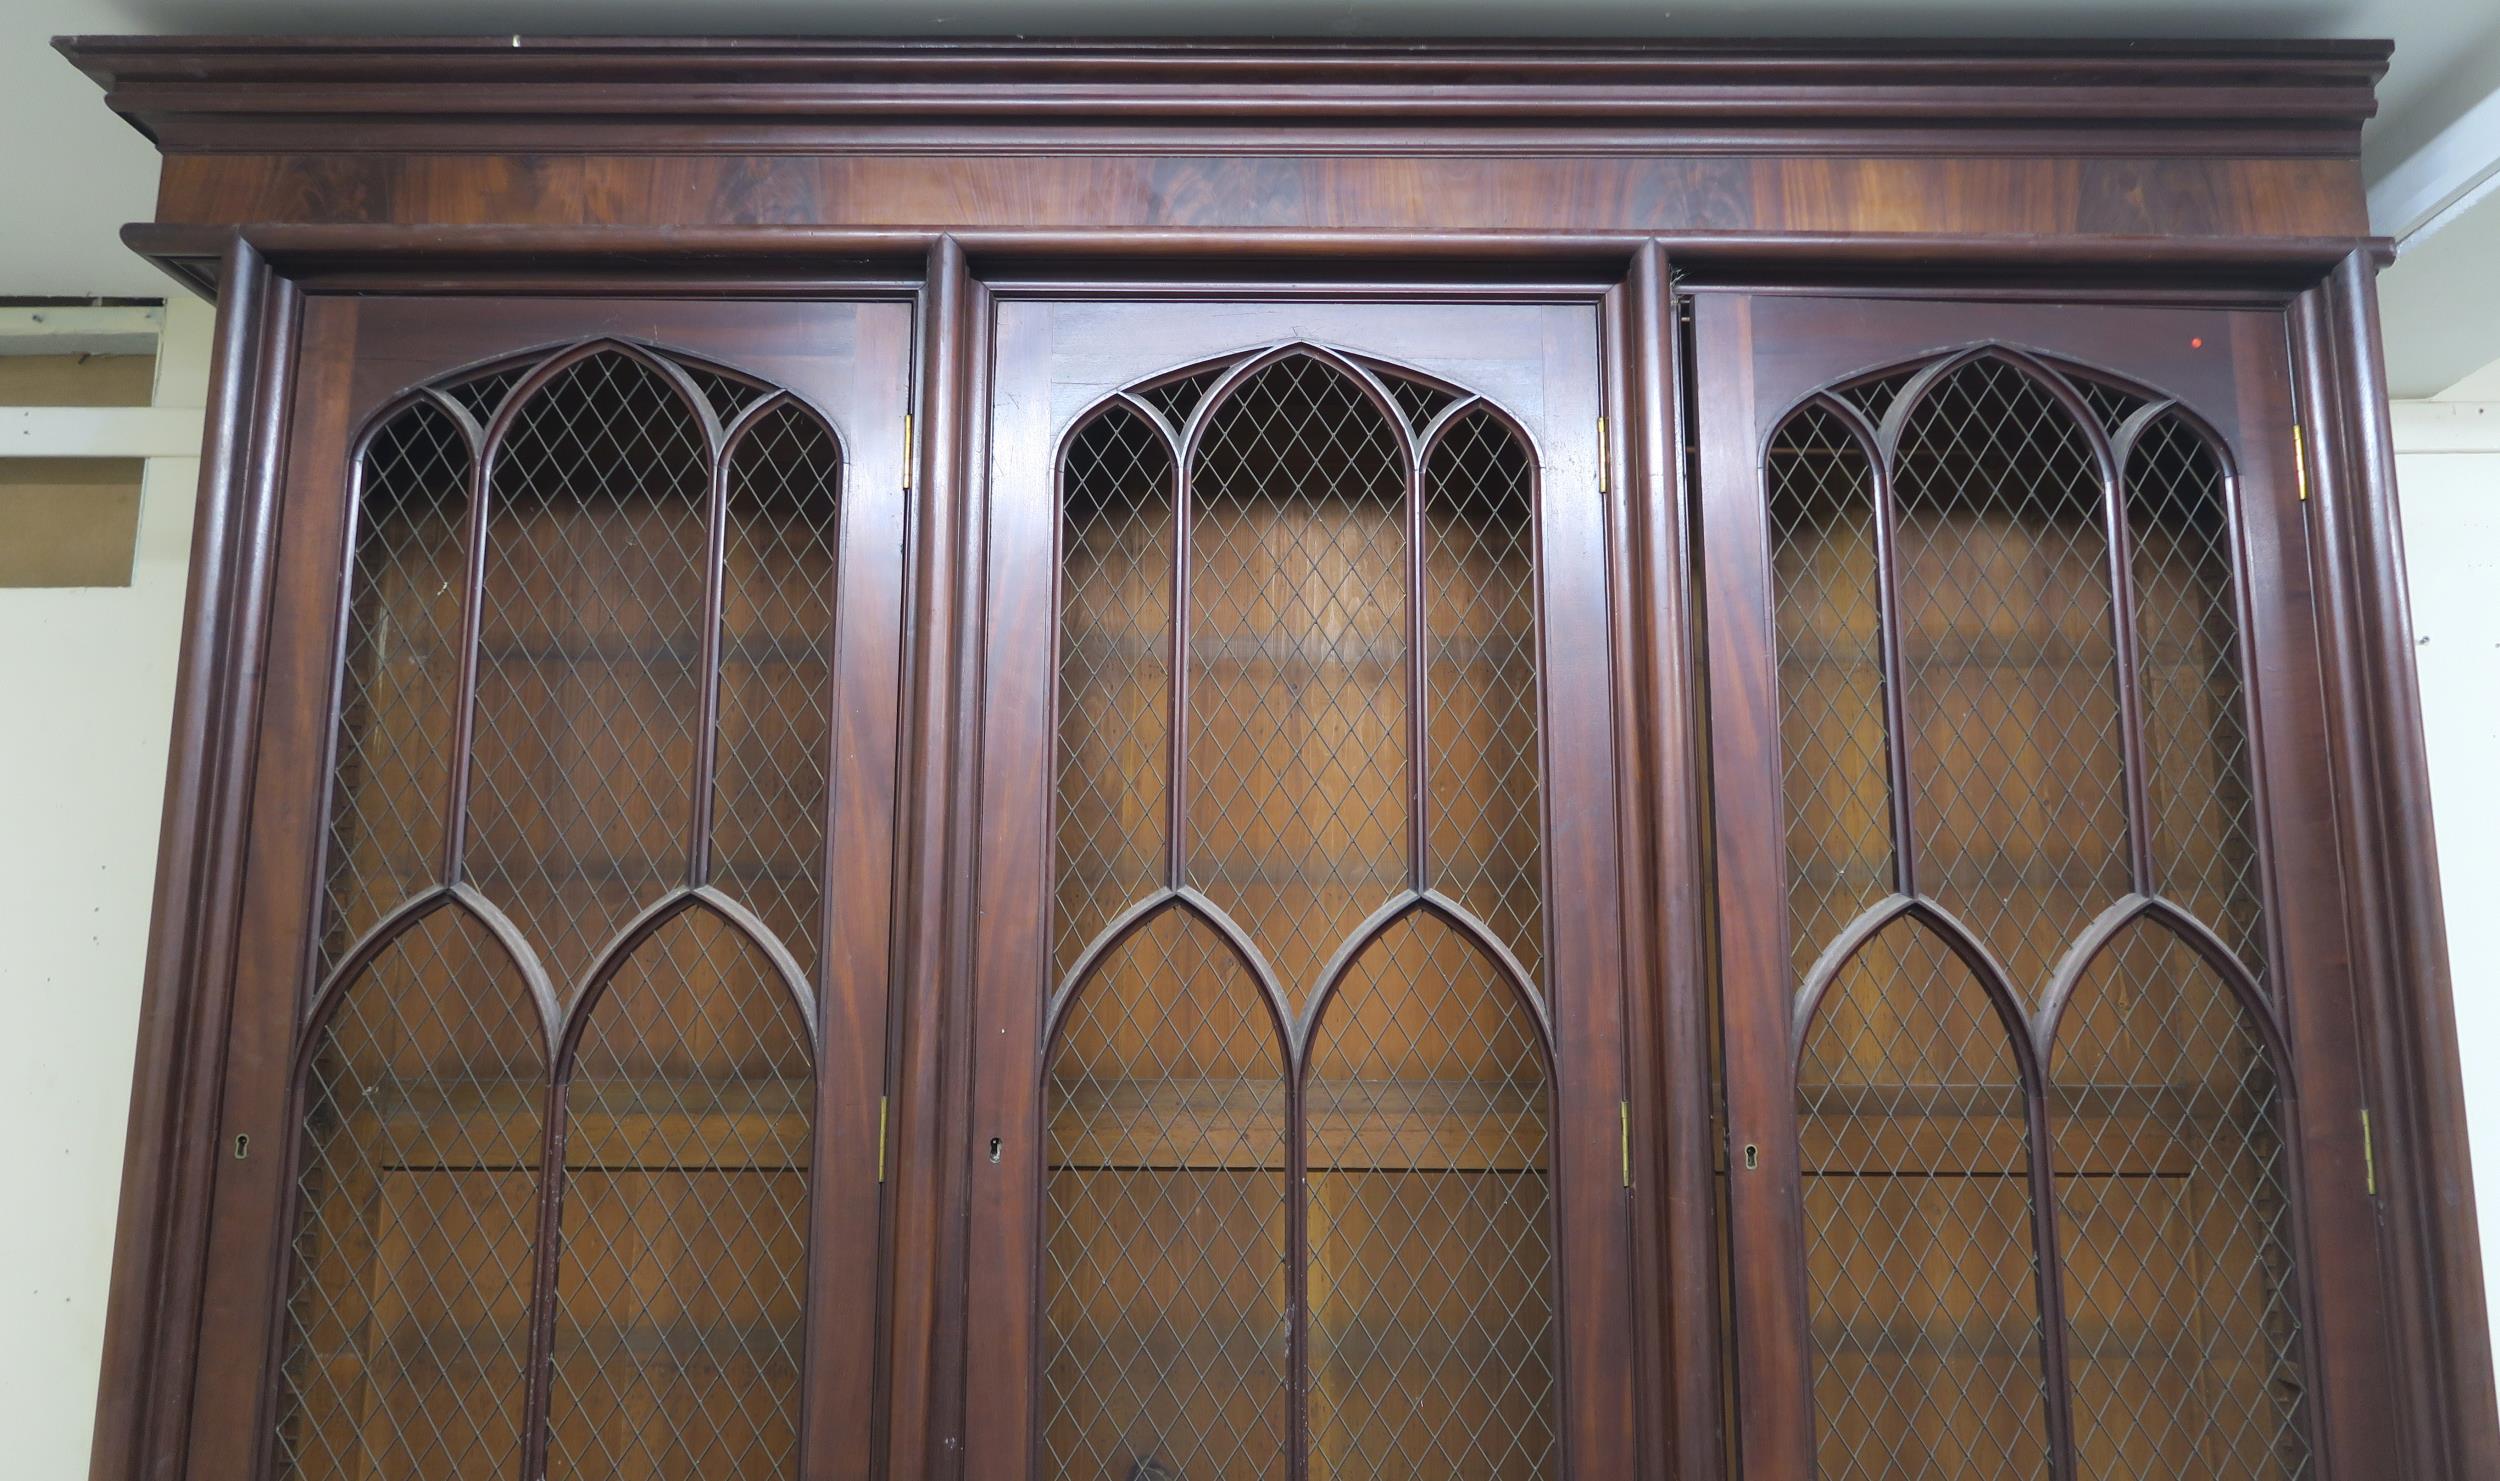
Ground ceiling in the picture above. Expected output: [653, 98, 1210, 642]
[10, 0, 2500, 395]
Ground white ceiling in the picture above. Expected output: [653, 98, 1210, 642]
[8, 0, 2499, 394]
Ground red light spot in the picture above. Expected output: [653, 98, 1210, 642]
[2190, 337, 2204, 349]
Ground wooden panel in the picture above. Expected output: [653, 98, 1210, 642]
[0, 353, 155, 405]
[0, 460, 144, 586]
[150, 152, 2368, 241]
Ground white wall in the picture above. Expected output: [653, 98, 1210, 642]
[2395, 398, 2500, 1345]
[0, 299, 210, 1481]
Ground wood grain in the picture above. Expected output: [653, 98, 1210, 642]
[148, 153, 2367, 242]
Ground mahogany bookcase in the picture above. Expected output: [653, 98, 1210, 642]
[55, 34, 2496, 1481]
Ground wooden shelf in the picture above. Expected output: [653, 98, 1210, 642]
[1798, 1081, 2257, 1180]
[1062, 625, 1533, 670]
[327, 1076, 813, 1172]
[292, 1319, 800, 1377]
[366, 633, 830, 670]
[1047, 1075, 1547, 1173]
[1812, 1324, 2278, 1361]
[1777, 636, 2228, 673]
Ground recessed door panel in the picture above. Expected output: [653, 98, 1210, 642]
[963, 297, 1633, 1480]
[187, 297, 913, 1481]
[1694, 292, 2394, 1481]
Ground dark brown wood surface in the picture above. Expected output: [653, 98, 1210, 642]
[51, 35, 2389, 159]
[131, 153, 2363, 244]
[2293, 256, 2500, 1481]
[84, 234, 292, 1481]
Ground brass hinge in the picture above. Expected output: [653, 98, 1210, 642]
[1597, 416, 1610, 494]
[901, 414, 915, 491]
[1619, 1101, 1631, 1188]
[2293, 424, 2309, 503]
[2361, 1107, 2377, 1196]
[877, 1095, 890, 1183]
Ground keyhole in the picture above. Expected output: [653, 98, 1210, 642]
[233, 1133, 251, 1161]
[1742, 1143, 1759, 1171]
[988, 1136, 1003, 1164]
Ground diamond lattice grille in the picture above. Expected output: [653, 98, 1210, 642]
[1306, 913, 1556, 1480]
[2051, 923, 2306, 1479]
[1389, 375, 1462, 434]
[282, 338, 848, 1481]
[465, 351, 711, 997]
[2127, 419, 2266, 980]
[715, 403, 843, 972]
[1055, 407, 1176, 978]
[682, 364, 763, 429]
[549, 907, 814, 1481]
[1186, 356, 1410, 1005]
[1770, 405, 1895, 982]
[1138, 368, 1226, 434]
[1046, 348, 1555, 1479]
[320, 400, 472, 975]
[1837, 368, 1920, 428]
[1043, 908, 1291, 1481]
[2079, 380, 2151, 439]
[1893, 359, 2131, 1004]
[1424, 411, 1544, 979]
[1766, 351, 2307, 1479]
[1797, 920, 2050, 1481]
[447, 364, 529, 428]
[275, 904, 546, 1481]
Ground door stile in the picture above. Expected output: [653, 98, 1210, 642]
[1690, 292, 1820, 1481]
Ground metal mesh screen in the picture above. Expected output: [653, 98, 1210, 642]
[1836, 368, 1920, 428]
[1138, 366, 1226, 433]
[1186, 357, 1409, 1006]
[445, 363, 529, 428]
[1306, 914, 1556, 1480]
[1055, 407, 1175, 979]
[2078, 379, 2151, 439]
[1045, 347, 1554, 1479]
[2127, 418, 2266, 980]
[1893, 359, 2130, 1006]
[1388, 375, 1462, 434]
[2052, 924, 2306, 1479]
[1769, 405, 1894, 982]
[320, 400, 472, 976]
[279, 340, 844, 1481]
[549, 908, 814, 1481]
[1797, 920, 2049, 1481]
[1765, 351, 2306, 1480]
[715, 402, 843, 973]
[1423, 410, 1544, 979]
[1043, 908, 1291, 1481]
[466, 349, 712, 995]
[275, 904, 546, 1481]
[682, 363, 765, 429]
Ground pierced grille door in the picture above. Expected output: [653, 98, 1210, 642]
[180, 298, 913, 1481]
[962, 299, 1639, 1479]
[1693, 293, 2396, 1481]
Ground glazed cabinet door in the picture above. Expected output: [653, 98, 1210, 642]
[182, 296, 914, 1481]
[958, 297, 1642, 1479]
[1693, 292, 2394, 1481]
